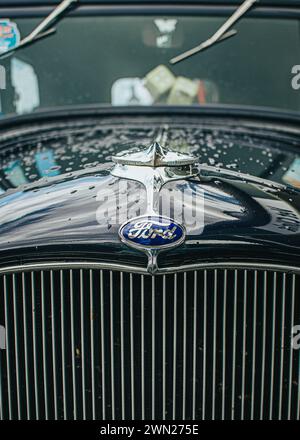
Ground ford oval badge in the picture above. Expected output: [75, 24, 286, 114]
[119, 215, 186, 250]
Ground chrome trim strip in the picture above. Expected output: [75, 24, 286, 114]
[0, 261, 299, 276]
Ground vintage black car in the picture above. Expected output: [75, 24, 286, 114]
[0, 0, 299, 421]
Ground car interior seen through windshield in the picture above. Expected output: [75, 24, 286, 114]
[0, 14, 299, 116]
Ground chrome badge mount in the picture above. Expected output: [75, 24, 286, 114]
[111, 142, 199, 273]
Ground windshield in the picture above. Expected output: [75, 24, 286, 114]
[0, 13, 299, 117]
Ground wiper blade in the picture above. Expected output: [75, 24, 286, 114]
[0, 28, 58, 59]
[0, 0, 78, 59]
[170, 0, 259, 65]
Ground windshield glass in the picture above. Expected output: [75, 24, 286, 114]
[0, 13, 299, 117]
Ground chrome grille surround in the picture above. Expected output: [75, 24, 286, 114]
[0, 262, 299, 420]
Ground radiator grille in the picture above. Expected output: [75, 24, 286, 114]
[0, 266, 299, 420]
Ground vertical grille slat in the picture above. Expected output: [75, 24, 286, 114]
[120, 272, 125, 420]
[80, 270, 87, 420]
[278, 273, 286, 420]
[192, 271, 197, 420]
[221, 269, 228, 420]
[50, 271, 58, 420]
[99, 270, 106, 421]
[212, 270, 217, 420]
[182, 272, 187, 420]
[130, 273, 135, 421]
[231, 270, 238, 421]
[0, 265, 299, 420]
[41, 272, 49, 420]
[0, 350, 3, 420]
[202, 270, 207, 420]
[151, 276, 155, 421]
[141, 275, 145, 421]
[269, 272, 277, 420]
[12, 274, 22, 420]
[60, 270, 68, 420]
[162, 275, 166, 421]
[241, 270, 247, 420]
[251, 270, 258, 420]
[287, 274, 295, 420]
[260, 271, 267, 420]
[31, 272, 40, 420]
[90, 270, 96, 421]
[298, 357, 300, 420]
[109, 271, 115, 421]
[0, 277, 4, 421]
[70, 269, 77, 420]
[3, 275, 13, 419]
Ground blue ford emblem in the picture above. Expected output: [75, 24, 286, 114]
[119, 215, 185, 250]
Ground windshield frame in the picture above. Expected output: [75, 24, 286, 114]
[1, 1, 300, 6]
[1, 2, 300, 19]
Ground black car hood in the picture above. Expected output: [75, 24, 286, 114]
[0, 115, 299, 270]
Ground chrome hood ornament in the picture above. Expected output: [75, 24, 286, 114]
[111, 142, 199, 273]
[113, 142, 197, 167]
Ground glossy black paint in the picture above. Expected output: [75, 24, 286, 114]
[0, 114, 300, 270]
[0, 3, 300, 24]
[0, 0, 299, 7]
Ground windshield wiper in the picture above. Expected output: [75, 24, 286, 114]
[0, 0, 79, 59]
[170, 0, 259, 65]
